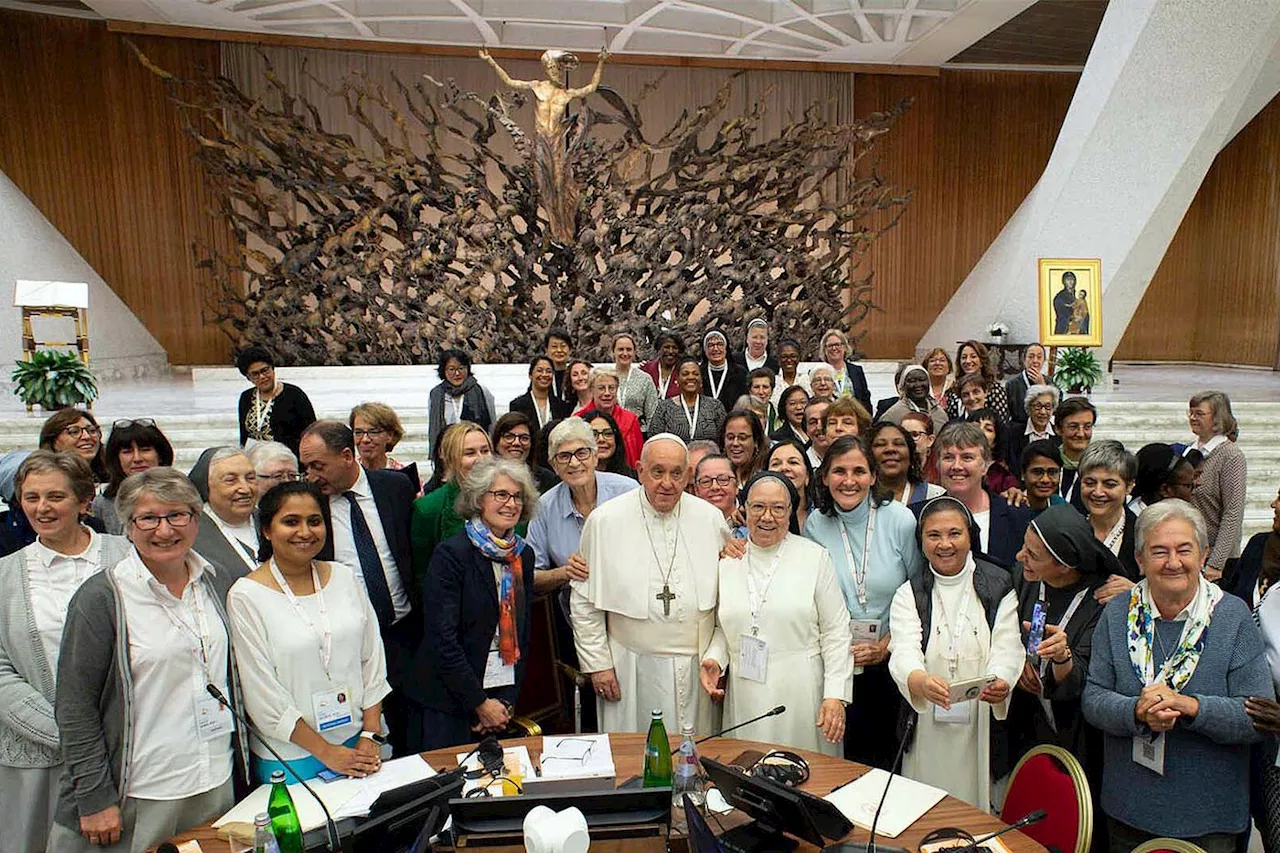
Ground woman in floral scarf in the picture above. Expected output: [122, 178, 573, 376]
[1083, 500, 1271, 853]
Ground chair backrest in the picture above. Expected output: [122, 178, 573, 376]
[1001, 744, 1093, 853]
[1131, 839, 1209, 853]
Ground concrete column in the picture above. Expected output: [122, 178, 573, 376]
[0, 170, 168, 381]
[919, 0, 1280, 363]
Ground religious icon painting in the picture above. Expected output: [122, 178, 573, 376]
[1038, 258, 1102, 348]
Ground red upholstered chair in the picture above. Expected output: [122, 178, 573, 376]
[1131, 839, 1209, 853]
[1001, 744, 1093, 853]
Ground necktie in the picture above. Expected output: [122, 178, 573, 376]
[344, 491, 394, 629]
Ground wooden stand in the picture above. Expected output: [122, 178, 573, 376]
[20, 304, 91, 412]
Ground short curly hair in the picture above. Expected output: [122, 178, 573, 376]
[454, 456, 539, 525]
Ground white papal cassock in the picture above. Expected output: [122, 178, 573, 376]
[571, 488, 730, 734]
[887, 559, 1024, 811]
[704, 534, 853, 755]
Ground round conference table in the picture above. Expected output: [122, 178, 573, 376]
[166, 733, 1046, 853]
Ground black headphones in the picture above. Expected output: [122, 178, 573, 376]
[750, 750, 810, 787]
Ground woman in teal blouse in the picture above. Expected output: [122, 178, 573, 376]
[802, 434, 923, 769]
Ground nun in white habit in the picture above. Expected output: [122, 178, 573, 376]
[701, 472, 852, 754]
[888, 496, 1024, 811]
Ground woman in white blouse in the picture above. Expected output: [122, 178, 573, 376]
[228, 480, 390, 782]
[0, 451, 130, 853]
[888, 496, 1024, 811]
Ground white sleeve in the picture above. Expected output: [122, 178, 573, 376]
[227, 583, 306, 743]
[814, 550, 854, 701]
[570, 514, 613, 673]
[887, 582, 929, 713]
[350, 565, 392, 709]
[986, 591, 1025, 721]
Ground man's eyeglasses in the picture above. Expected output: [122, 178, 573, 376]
[554, 447, 594, 465]
[131, 510, 195, 531]
[62, 424, 101, 439]
[485, 489, 524, 506]
[696, 474, 734, 489]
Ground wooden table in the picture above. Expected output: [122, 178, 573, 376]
[166, 734, 1045, 853]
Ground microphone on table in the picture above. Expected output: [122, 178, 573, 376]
[853, 713, 917, 853]
[953, 809, 1048, 851]
[672, 706, 787, 753]
[206, 684, 340, 853]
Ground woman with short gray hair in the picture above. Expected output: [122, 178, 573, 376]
[48, 467, 250, 853]
[1008, 384, 1060, 469]
[1084, 499, 1271, 853]
[0, 451, 131, 853]
[1188, 390, 1247, 580]
[404, 457, 538, 751]
[1078, 440, 1142, 596]
[247, 440, 300, 486]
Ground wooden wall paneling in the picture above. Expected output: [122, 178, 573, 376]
[1116, 92, 1280, 366]
[0, 10, 234, 366]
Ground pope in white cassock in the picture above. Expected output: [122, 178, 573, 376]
[571, 433, 732, 733]
[888, 496, 1024, 811]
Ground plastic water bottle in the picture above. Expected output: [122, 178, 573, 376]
[672, 723, 705, 808]
[252, 812, 280, 853]
[266, 770, 304, 853]
[642, 709, 672, 788]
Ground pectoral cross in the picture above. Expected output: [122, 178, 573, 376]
[656, 584, 676, 616]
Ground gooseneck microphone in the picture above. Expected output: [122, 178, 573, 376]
[679, 705, 786, 751]
[858, 713, 916, 853]
[955, 809, 1048, 851]
[206, 684, 340, 853]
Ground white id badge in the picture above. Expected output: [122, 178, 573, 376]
[195, 696, 235, 740]
[934, 700, 973, 725]
[483, 649, 516, 688]
[739, 634, 769, 683]
[849, 619, 880, 643]
[1133, 732, 1166, 775]
[312, 687, 355, 732]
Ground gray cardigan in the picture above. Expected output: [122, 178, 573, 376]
[52, 552, 250, 830]
[0, 534, 132, 769]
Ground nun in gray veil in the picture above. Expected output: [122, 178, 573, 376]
[1007, 504, 1119, 815]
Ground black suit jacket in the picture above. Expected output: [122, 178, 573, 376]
[1004, 372, 1032, 424]
[318, 467, 416, 617]
[842, 360, 874, 416]
[1117, 507, 1140, 581]
[700, 361, 749, 412]
[874, 396, 897, 421]
[730, 351, 780, 375]
[403, 532, 535, 717]
[508, 391, 573, 425]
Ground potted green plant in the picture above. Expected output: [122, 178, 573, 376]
[11, 350, 99, 411]
[1051, 346, 1103, 395]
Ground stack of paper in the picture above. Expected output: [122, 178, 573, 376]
[823, 768, 948, 838]
[214, 776, 363, 834]
[331, 755, 438, 820]
[537, 734, 615, 779]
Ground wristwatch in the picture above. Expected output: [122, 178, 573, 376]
[359, 730, 387, 745]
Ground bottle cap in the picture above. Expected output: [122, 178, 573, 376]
[681, 723, 695, 734]
[270, 770, 286, 783]
[650, 709, 662, 717]
[255, 813, 271, 827]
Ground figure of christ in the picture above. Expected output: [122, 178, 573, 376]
[570, 433, 732, 734]
[479, 48, 609, 243]
[1068, 289, 1090, 335]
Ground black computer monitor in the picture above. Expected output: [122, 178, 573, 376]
[448, 786, 671, 846]
[340, 772, 465, 853]
[684, 793, 724, 853]
[701, 756, 837, 852]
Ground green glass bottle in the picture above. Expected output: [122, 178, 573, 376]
[266, 770, 305, 853]
[642, 708, 673, 788]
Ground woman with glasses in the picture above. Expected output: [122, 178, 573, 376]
[427, 348, 495, 455]
[405, 457, 538, 751]
[1007, 385, 1059, 474]
[236, 345, 316, 458]
[585, 410, 637, 480]
[228, 480, 390, 782]
[509, 356, 574, 434]
[648, 356, 727, 444]
[817, 329, 873, 414]
[1130, 443, 1197, 515]
[93, 419, 175, 535]
[38, 409, 107, 484]
[0, 452, 130, 853]
[247, 441, 301, 487]
[48, 468, 249, 853]
[719, 409, 767, 489]
[808, 364, 837, 402]
[1188, 390, 1248, 581]
[348, 401, 414, 473]
[191, 448, 262, 579]
[701, 472, 852, 754]
[491, 412, 557, 494]
[771, 385, 811, 448]
[920, 347, 953, 409]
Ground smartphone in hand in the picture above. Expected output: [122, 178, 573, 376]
[1026, 601, 1047, 657]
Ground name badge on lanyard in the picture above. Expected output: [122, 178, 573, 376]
[484, 648, 516, 688]
[838, 508, 876, 609]
[934, 701, 973, 725]
[160, 576, 234, 741]
[195, 696, 235, 740]
[740, 541, 784, 683]
[313, 688, 355, 731]
[739, 634, 768, 682]
[1133, 731, 1165, 775]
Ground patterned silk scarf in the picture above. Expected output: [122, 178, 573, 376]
[1126, 576, 1222, 689]
[465, 518, 524, 665]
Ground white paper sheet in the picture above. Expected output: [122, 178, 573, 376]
[538, 733, 615, 779]
[331, 755, 439, 820]
[823, 768, 948, 838]
[214, 776, 363, 833]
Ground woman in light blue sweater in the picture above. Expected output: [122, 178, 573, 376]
[803, 435, 923, 769]
[1083, 500, 1272, 853]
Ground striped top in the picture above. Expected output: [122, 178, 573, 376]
[1191, 438, 1248, 570]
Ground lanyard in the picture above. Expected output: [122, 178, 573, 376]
[933, 585, 974, 678]
[616, 366, 630, 410]
[269, 559, 333, 679]
[1034, 582, 1088, 682]
[837, 506, 876, 608]
[707, 365, 728, 400]
[153, 567, 214, 679]
[532, 395, 550, 429]
[253, 390, 274, 434]
[1103, 513, 1125, 555]
[745, 540, 785, 636]
[658, 367, 673, 396]
[681, 396, 700, 436]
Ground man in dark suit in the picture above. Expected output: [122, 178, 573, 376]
[700, 329, 748, 412]
[299, 420, 419, 755]
[1003, 342, 1047, 424]
[912, 421, 1030, 570]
